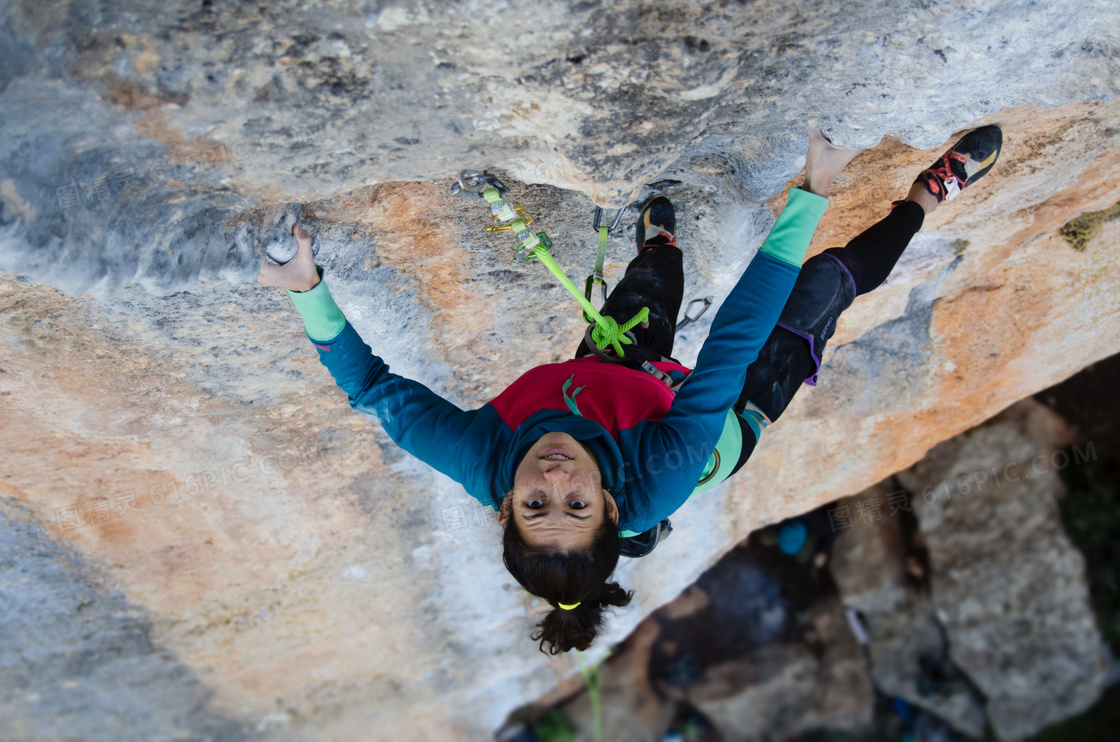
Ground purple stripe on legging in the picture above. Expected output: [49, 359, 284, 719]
[776, 321, 820, 387]
[822, 251, 859, 296]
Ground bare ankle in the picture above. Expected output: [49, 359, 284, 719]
[905, 181, 940, 215]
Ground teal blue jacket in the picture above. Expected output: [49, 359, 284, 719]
[289, 189, 827, 535]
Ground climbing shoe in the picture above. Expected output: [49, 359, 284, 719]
[915, 124, 1003, 203]
[636, 196, 677, 252]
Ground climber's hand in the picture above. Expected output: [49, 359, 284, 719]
[258, 224, 320, 292]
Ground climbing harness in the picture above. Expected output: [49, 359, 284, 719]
[454, 170, 649, 359]
[583, 207, 625, 322]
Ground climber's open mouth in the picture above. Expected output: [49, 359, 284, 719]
[540, 448, 574, 461]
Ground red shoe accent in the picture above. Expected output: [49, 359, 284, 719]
[639, 229, 677, 254]
[921, 151, 968, 198]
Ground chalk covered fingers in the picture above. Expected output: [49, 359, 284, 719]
[258, 224, 320, 293]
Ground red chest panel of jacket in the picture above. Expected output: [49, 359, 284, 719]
[488, 356, 692, 436]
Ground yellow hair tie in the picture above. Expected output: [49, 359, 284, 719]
[558, 601, 581, 610]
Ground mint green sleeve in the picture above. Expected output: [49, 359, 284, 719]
[758, 187, 829, 266]
[286, 266, 347, 342]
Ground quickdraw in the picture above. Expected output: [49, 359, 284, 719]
[583, 207, 625, 323]
[675, 297, 712, 332]
[454, 169, 648, 358]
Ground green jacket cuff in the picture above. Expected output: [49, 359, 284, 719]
[759, 187, 829, 267]
[690, 408, 745, 496]
[287, 266, 346, 342]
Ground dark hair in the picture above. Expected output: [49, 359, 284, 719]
[502, 509, 633, 654]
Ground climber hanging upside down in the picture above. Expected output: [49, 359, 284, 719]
[258, 125, 1003, 654]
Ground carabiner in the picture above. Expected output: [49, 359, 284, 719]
[676, 297, 712, 331]
[452, 169, 509, 196]
[485, 204, 534, 231]
[592, 206, 626, 233]
[583, 274, 608, 323]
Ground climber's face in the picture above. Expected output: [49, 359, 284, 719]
[501, 432, 618, 551]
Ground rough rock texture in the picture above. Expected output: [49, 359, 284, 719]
[547, 545, 873, 742]
[673, 595, 874, 740]
[0, 498, 259, 742]
[538, 400, 1110, 741]
[830, 484, 988, 739]
[896, 400, 1112, 741]
[638, 548, 874, 740]
[1, 1, 1120, 739]
[3, 0, 1120, 293]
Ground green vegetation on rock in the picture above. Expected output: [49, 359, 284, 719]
[1059, 201, 1120, 252]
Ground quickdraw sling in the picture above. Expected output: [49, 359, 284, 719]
[453, 170, 647, 359]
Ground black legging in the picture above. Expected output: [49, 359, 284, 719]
[574, 241, 685, 361]
[730, 200, 925, 471]
[573, 198, 926, 473]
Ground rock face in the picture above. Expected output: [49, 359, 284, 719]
[670, 593, 874, 741]
[895, 400, 1111, 741]
[550, 546, 874, 742]
[1, 1, 1120, 740]
[0, 499, 255, 742]
[830, 483, 989, 739]
[542, 399, 1109, 741]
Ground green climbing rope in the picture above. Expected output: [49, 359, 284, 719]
[478, 185, 648, 358]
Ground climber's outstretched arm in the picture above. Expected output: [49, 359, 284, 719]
[628, 132, 859, 530]
[662, 131, 859, 434]
[257, 226, 505, 501]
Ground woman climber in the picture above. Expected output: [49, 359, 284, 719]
[258, 125, 1003, 654]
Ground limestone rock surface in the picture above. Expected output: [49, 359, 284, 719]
[896, 400, 1112, 741]
[549, 546, 874, 742]
[1, 1, 1120, 740]
[675, 593, 874, 740]
[830, 485, 988, 739]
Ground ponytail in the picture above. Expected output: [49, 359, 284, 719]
[502, 514, 633, 654]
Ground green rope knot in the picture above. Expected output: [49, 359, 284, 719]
[590, 306, 649, 358]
